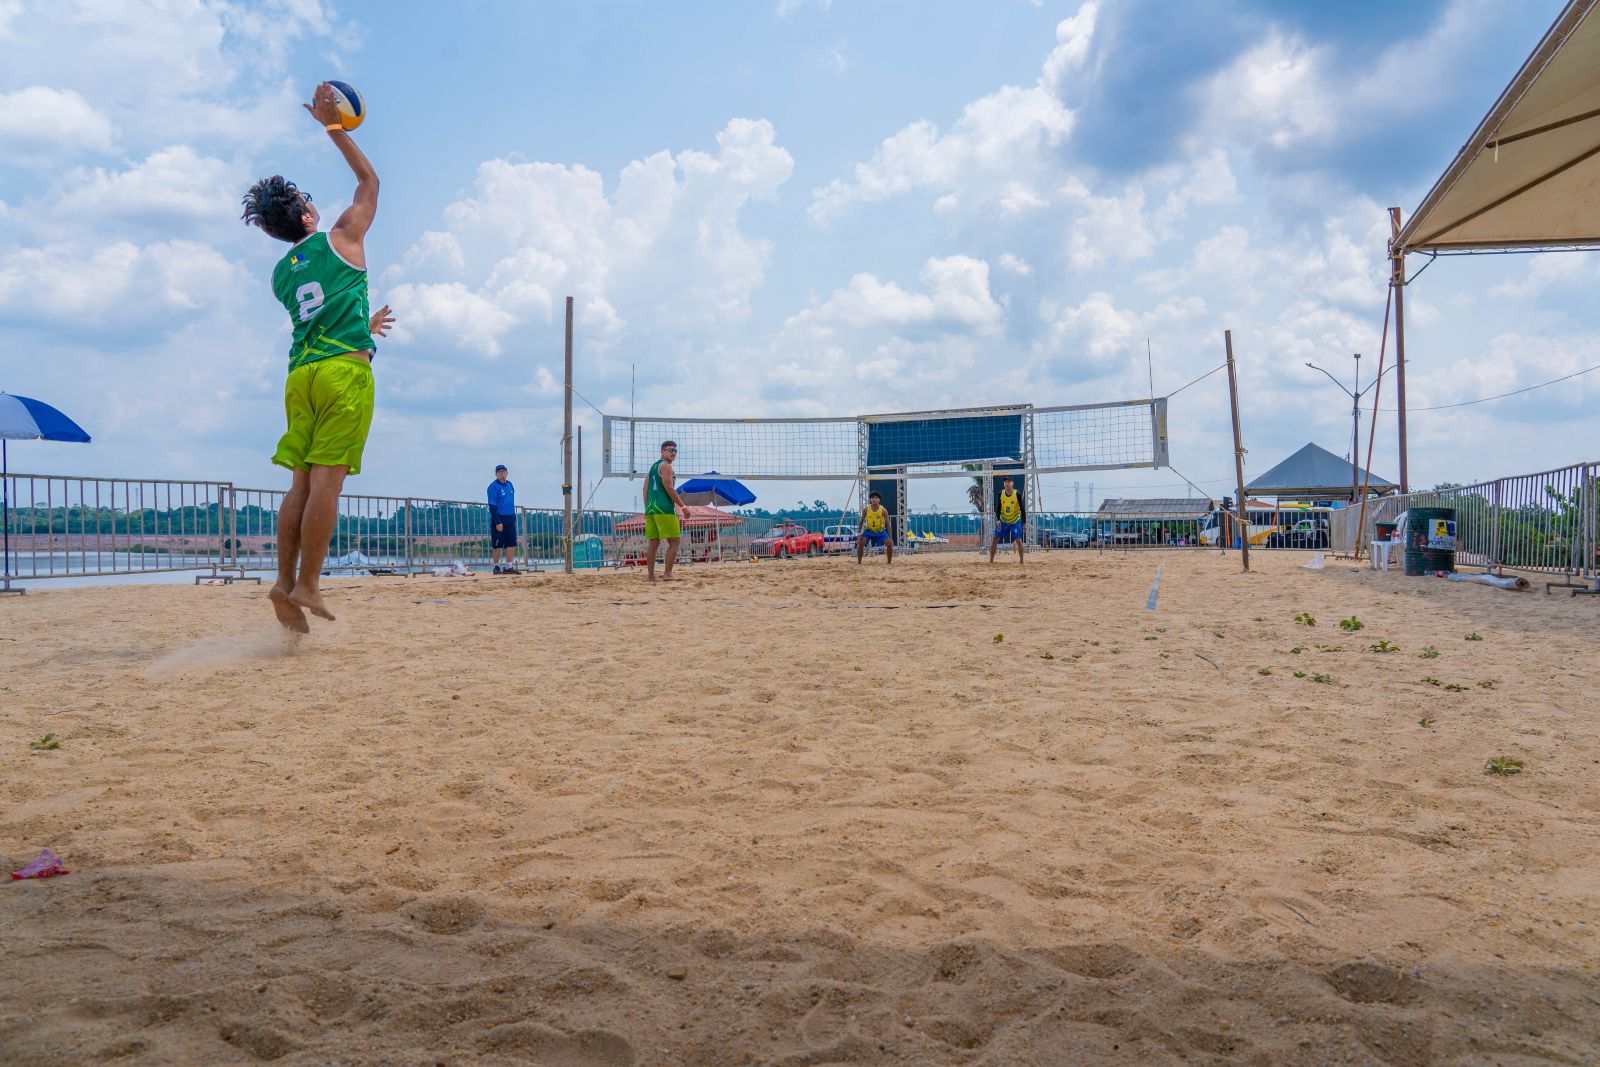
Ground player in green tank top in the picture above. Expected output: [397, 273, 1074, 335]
[242, 82, 395, 634]
[642, 441, 690, 582]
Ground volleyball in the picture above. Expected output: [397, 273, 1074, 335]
[327, 80, 365, 130]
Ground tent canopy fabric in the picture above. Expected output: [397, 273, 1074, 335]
[1395, 0, 1600, 253]
[615, 505, 745, 532]
[676, 472, 756, 507]
[1246, 443, 1394, 497]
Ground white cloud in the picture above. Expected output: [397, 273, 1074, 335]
[776, 0, 831, 14]
[0, 86, 116, 160]
[389, 119, 793, 366]
[0, 239, 245, 333]
[0, 0, 338, 152]
[998, 253, 1032, 277]
[384, 282, 520, 358]
[1201, 34, 1333, 152]
[49, 146, 246, 235]
[784, 255, 1004, 335]
[1040, 3, 1099, 92]
[809, 82, 1073, 224]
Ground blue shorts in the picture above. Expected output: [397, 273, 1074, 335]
[861, 530, 888, 546]
[995, 520, 1022, 544]
[490, 513, 517, 548]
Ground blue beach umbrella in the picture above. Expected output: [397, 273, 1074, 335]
[676, 471, 756, 507]
[1, 393, 92, 590]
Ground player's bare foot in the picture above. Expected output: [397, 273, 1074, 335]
[288, 586, 335, 621]
[269, 583, 310, 634]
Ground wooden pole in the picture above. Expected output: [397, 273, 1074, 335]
[562, 295, 574, 574]
[1224, 330, 1250, 572]
[1389, 207, 1410, 494]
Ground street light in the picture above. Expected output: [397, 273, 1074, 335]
[1305, 354, 1397, 505]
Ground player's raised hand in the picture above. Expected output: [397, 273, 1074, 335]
[303, 82, 340, 126]
[369, 304, 395, 337]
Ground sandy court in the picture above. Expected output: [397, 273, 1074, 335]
[1, 549, 1598, 1065]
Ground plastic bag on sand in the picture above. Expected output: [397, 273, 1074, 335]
[11, 848, 69, 879]
[428, 562, 475, 577]
[1303, 553, 1325, 570]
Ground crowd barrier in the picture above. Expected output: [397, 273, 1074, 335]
[12, 465, 1591, 588]
[1, 474, 235, 590]
[1329, 462, 1597, 589]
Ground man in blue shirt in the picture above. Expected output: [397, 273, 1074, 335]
[487, 464, 519, 574]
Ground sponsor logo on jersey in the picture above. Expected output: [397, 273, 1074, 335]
[289, 252, 309, 271]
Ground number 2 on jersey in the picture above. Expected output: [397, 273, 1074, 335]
[295, 281, 325, 322]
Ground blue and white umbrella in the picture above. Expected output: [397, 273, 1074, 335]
[2, 393, 92, 588]
[676, 471, 756, 507]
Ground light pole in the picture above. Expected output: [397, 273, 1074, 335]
[1305, 354, 1396, 504]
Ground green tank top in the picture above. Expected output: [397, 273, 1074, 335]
[646, 459, 674, 514]
[272, 231, 374, 372]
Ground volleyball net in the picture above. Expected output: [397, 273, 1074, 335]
[602, 399, 1169, 481]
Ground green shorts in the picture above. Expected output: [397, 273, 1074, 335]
[645, 513, 681, 540]
[272, 355, 375, 476]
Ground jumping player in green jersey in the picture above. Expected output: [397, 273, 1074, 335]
[242, 82, 393, 633]
[643, 440, 691, 583]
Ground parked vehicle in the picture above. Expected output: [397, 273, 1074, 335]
[822, 524, 858, 553]
[750, 521, 826, 559]
[1266, 518, 1330, 549]
[1047, 529, 1091, 548]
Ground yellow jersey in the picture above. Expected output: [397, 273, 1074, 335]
[862, 505, 887, 532]
[999, 489, 1022, 524]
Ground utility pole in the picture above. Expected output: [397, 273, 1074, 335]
[1307, 353, 1394, 507]
[1389, 207, 1409, 494]
[562, 295, 574, 574]
[1351, 353, 1360, 507]
[1224, 330, 1250, 572]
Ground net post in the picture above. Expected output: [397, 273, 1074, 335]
[1224, 330, 1251, 573]
[980, 463, 994, 554]
[562, 295, 574, 575]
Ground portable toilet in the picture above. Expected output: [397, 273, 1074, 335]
[573, 534, 605, 569]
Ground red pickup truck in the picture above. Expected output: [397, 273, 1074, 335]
[750, 521, 825, 559]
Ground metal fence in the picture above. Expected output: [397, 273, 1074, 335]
[1330, 461, 1598, 586]
[12, 464, 1592, 586]
[2, 473, 235, 589]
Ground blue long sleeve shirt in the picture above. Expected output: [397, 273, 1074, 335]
[487, 480, 515, 515]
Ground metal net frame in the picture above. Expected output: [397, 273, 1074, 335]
[602, 399, 1170, 482]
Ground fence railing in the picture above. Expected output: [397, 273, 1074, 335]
[11, 463, 1593, 586]
[2, 474, 235, 588]
[1329, 461, 1598, 583]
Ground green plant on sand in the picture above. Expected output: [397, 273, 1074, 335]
[29, 733, 61, 751]
[1338, 615, 1364, 632]
[1484, 757, 1523, 776]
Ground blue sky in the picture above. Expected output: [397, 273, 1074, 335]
[1, 0, 1594, 513]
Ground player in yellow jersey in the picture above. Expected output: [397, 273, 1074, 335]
[989, 476, 1026, 564]
[856, 491, 893, 564]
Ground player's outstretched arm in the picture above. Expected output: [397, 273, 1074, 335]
[304, 82, 379, 266]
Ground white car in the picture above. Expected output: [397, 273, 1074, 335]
[822, 524, 858, 553]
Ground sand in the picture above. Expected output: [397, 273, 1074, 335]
[1, 549, 1598, 1065]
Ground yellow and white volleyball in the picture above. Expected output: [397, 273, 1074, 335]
[327, 80, 365, 130]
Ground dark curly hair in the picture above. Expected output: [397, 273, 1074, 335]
[241, 175, 312, 243]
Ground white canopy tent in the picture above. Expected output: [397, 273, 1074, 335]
[1386, 0, 1600, 490]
